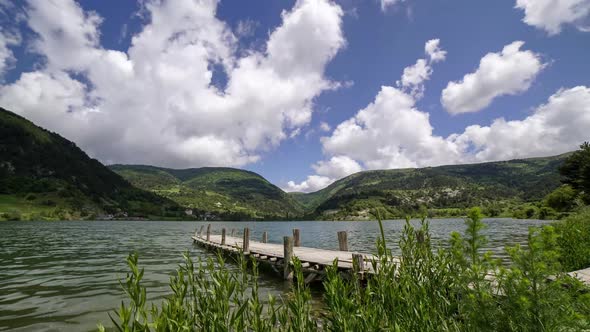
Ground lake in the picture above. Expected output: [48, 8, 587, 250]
[0, 218, 550, 331]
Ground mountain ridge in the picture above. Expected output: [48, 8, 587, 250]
[289, 153, 569, 219]
[0, 107, 182, 220]
[109, 164, 304, 219]
[1, 106, 571, 221]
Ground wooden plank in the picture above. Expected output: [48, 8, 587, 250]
[195, 235, 374, 270]
[569, 267, 590, 285]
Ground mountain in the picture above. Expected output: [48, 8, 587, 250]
[290, 154, 568, 220]
[0, 106, 570, 222]
[109, 165, 304, 220]
[0, 108, 181, 221]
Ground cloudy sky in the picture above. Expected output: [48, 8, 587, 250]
[0, 0, 589, 192]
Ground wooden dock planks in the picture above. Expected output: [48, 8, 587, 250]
[193, 234, 374, 270]
[192, 231, 377, 281]
[569, 268, 590, 285]
[193, 227, 590, 287]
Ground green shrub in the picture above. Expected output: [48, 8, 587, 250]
[538, 206, 556, 220]
[3, 210, 21, 221]
[554, 207, 590, 271]
[512, 205, 538, 219]
[497, 226, 590, 331]
[544, 185, 577, 212]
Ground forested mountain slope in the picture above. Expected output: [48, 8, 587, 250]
[110, 165, 304, 219]
[291, 155, 568, 220]
[0, 108, 181, 220]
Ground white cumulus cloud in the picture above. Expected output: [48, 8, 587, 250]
[285, 175, 333, 192]
[287, 39, 449, 192]
[289, 84, 590, 192]
[313, 155, 362, 178]
[322, 86, 461, 170]
[425, 39, 446, 63]
[515, 0, 590, 35]
[0, 31, 18, 78]
[0, 0, 346, 168]
[288, 38, 589, 193]
[451, 86, 590, 161]
[397, 39, 446, 99]
[0, 1, 21, 78]
[441, 41, 545, 114]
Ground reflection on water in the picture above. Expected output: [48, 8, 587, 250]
[0, 218, 550, 331]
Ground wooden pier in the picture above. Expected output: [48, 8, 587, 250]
[192, 225, 374, 282]
[192, 224, 590, 286]
[568, 268, 590, 286]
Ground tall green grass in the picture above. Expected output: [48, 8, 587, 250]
[101, 208, 590, 331]
[554, 207, 590, 271]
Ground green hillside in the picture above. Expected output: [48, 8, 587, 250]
[291, 155, 568, 220]
[1, 106, 572, 222]
[109, 165, 304, 220]
[0, 108, 182, 221]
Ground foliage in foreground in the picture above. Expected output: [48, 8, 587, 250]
[102, 208, 590, 331]
[560, 142, 590, 205]
[554, 207, 590, 271]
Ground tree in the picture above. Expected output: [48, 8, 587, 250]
[544, 185, 576, 212]
[559, 142, 590, 203]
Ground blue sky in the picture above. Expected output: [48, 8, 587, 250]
[0, 0, 589, 192]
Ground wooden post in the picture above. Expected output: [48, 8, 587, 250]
[337, 231, 348, 251]
[262, 231, 268, 243]
[221, 228, 226, 245]
[293, 229, 300, 247]
[283, 236, 293, 280]
[198, 225, 204, 237]
[243, 227, 250, 252]
[206, 224, 211, 241]
[231, 228, 235, 237]
[352, 253, 364, 274]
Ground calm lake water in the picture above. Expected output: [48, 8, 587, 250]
[0, 218, 550, 331]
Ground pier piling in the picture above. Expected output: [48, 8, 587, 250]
[337, 231, 348, 251]
[243, 228, 250, 252]
[293, 229, 300, 247]
[283, 236, 293, 280]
